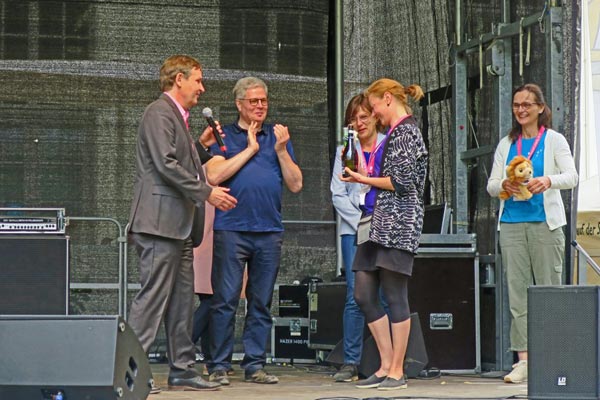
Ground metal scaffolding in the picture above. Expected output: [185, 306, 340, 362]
[452, 0, 565, 371]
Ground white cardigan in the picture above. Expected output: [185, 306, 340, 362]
[487, 129, 578, 231]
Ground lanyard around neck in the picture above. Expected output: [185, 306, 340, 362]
[517, 125, 545, 159]
[387, 114, 411, 136]
[358, 136, 384, 176]
[358, 115, 411, 176]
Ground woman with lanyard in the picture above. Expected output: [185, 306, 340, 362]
[342, 78, 427, 391]
[487, 83, 577, 384]
[330, 93, 387, 382]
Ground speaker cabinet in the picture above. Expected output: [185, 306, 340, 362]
[529, 285, 600, 400]
[308, 282, 346, 350]
[278, 284, 309, 317]
[409, 254, 480, 372]
[0, 316, 152, 399]
[0, 235, 69, 314]
[271, 317, 316, 363]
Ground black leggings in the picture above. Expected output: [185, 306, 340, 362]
[354, 269, 410, 323]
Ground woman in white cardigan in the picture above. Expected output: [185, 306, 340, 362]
[487, 83, 578, 384]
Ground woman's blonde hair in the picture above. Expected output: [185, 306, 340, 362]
[365, 78, 424, 114]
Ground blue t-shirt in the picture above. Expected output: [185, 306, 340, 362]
[500, 132, 546, 223]
[209, 122, 298, 232]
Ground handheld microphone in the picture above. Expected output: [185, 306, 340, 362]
[202, 107, 227, 152]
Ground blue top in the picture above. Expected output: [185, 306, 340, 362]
[360, 138, 387, 215]
[210, 122, 298, 232]
[500, 132, 546, 223]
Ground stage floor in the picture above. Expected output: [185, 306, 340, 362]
[149, 363, 527, 399]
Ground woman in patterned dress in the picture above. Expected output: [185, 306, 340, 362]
[341, 78, 427, 391]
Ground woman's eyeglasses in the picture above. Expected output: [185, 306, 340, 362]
[512, 102, 539, 111]
[350, 115, 370, 125]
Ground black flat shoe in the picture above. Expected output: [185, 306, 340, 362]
[355, 373, 387, 389]
[378, 376, 408, 390]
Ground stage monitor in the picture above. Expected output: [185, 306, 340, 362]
[0, 235, 69, 315]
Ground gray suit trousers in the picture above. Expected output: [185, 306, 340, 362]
[128, 232, 196, 371]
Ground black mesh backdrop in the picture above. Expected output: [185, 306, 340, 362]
[0, 0, 333, 335]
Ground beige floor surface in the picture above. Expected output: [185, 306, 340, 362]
[148, 363, 526, 400]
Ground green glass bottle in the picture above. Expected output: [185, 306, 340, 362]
[341, 127, 358, 177]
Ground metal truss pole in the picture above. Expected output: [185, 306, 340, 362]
[545, 6, 572, 284]
[493, 0, 514, 373]
[334, 0, 344, 276]
[452, 0, 469, 235]
[546, 7, 564, 134]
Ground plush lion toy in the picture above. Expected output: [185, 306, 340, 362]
[499, 155, 534, 201]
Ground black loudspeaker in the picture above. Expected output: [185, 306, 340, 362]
[408, 256, 479, 371]
[324, 339, 345, 366]
[0, 235, 69, 314]
[0, 316, 152, 399]
[308, 282, 347, 349]
[271, 317, 316, 363]
[528, 286, 600, 400]
[278, 284, 309, 317]
[357, 313, 428, 378]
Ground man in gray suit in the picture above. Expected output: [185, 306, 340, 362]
[127, 55, 258, 392]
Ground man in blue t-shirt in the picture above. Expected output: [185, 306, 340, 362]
[206, 77, 302, 385]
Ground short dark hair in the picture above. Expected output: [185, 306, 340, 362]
[344, 93, 371, 126]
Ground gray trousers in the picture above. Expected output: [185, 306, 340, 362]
[499, 222, 564, 351]
[128, 232, 196, 372]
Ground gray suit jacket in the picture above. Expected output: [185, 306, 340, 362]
[128, 94, 213, 247]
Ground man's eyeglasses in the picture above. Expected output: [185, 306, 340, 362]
[240, 98, 268, 106]
[512, 102, 539, 111]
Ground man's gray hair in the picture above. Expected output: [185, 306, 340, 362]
[233, 77, 268, 99]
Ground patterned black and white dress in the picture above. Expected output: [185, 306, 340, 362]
[352, 116, 428, 276]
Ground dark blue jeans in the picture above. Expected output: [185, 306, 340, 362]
[341, 234, 364, 365]
[208, 230, 282, 374]
[192, 293, 212, 361]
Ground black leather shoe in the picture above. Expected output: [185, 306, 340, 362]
[167, 375, 221, 391]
